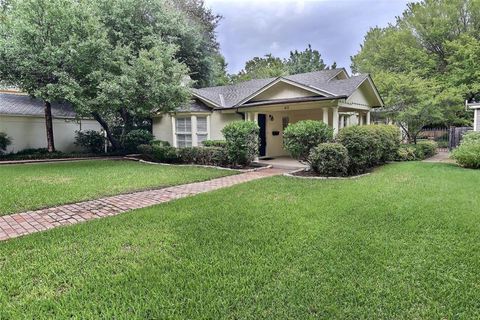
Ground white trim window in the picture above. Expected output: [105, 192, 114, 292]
[196, 116, 208, 145]
[175, 117, 192, 147]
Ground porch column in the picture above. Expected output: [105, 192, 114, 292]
[332, 107, 339, 135]
[339, 115, 345, 129]
[322, 108, 329, 125]
[366, 111, 371, 125]
[358, 112, 364, 126]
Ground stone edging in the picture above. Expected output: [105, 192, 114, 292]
[283, 168, 371, 180]
[123, 157, 273, 172]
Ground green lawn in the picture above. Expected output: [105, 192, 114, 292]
[0, 160, 235, 215]
[1, 162, 480, 318]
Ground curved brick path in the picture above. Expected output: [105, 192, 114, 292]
[0, 168, 285, 242]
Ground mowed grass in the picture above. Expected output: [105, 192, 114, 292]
[1, 162, 480, 318]
[0, 160, 235, 215]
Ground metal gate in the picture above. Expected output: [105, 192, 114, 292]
[448, 127, 473, 150]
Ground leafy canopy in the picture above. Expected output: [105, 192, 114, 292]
[351, 0, 479, 141]
[231, 45, 335, 84]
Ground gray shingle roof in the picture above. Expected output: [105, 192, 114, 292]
[191, 77, 274, 108]
[0, 93, 77, 118]
[191, 69, 371, 109]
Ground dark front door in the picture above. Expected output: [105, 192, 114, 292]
[258, 114, 267, 157]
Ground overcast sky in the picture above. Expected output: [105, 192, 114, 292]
[204, 0, 411, 74]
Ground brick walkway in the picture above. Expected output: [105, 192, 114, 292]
[0, 168, 285, 242]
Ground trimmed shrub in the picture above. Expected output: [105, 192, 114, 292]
[461, 131, 480, 144]
[0, 132, 11, 153]
[452, 134, 480, 169]
[202, 140, 227, 148]
[337, 126, 377, 174]
[373, 125, 401, 162]
[124, 129, 154, 152]
[414, 141, 437, 159]
[177, 147, 228, 166]
[222, 121, 259, 166]
[151, 144, 178, 163]
[137, 144, 153, 155]
[75, 130, 104, 153]
[308, 143, 349, 177]
[283, 120, 333, 161]
[151, 140, 171, 147]
[337, 125, 400, 174]
[396, 145, 417, 161]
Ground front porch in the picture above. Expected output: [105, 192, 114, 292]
[241, 100, 372, 158]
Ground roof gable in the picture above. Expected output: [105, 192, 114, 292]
[248, 81, 321, 102]
[344, 76, 384, 107]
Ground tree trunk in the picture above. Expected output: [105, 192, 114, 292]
[44, 101, 55, 152]
[120, 107, 133, 139]
[91, 112, 121, 151]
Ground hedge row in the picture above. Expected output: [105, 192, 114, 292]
[395, 141, 438, 161]
[138, 121, 259, 168]
[337, 124, 401, 174]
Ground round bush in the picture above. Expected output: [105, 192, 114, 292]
[396, 145, 417, 161]
[414, 141, 437, 159]
[461, 131, 480, 144]
[308, 143, 349, 177]
[452, 138, 480, 169]
[283, 120, 333, 161]
[373, 125, 401, 162]
[337, 125, 400, 174]
[124, 129, 154, 152]
[221, 121, 259, 166]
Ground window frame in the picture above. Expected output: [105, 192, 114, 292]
[172, 114, 210, 147]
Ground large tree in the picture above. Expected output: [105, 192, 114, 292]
[231, 45, 330, 84]
[352, 0, 478, 141]
[231, 54, 286, 83]
[169, 0, 228, 87]
[285, 44, 326, 74]
[0, 0, 102, 152]
[64, 0, 191, 150]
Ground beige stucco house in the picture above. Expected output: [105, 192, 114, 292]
[0, 91, 100, 153]
[153, 68, 384, 158]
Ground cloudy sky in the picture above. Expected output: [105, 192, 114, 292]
[204, 0, 411, 74]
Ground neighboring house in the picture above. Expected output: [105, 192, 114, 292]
[467, 101, 480, 131]
[153, 68, 384, 158]
[0, 91, 100, 153]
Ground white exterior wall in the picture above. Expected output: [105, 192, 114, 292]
[475, 109, 479, 131]
[152, 112, 242, 147]
[0, 115, 101, 153]
[152, 114, 174, 144]
[210, 112, 242, 140]
[251, 82, 318, 101]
